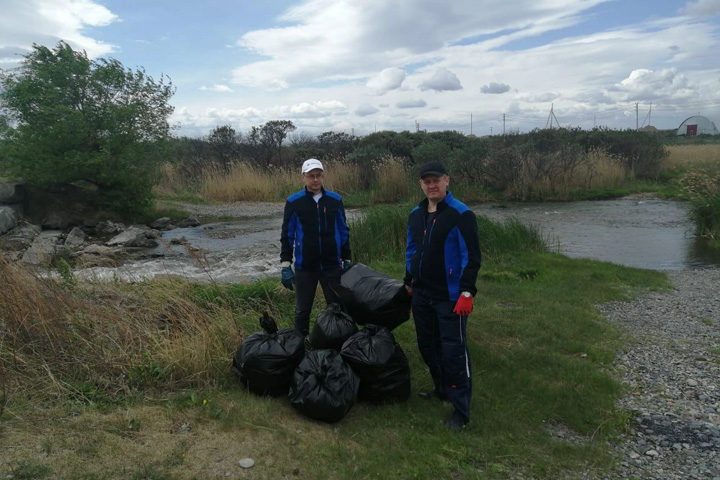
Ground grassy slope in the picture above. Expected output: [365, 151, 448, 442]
[0, 251, 668, 480]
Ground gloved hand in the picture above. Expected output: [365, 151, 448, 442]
[342, 260, 352, 272]
[453, 293, 473, 316]
[281, 266, 295, 291]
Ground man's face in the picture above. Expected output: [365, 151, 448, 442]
[303, 168, 324, 193]
[420, 174, 449, 202]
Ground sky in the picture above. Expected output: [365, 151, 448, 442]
[1, 0, 720, 138]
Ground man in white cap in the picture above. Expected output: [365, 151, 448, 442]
[280, 158, 352, 336]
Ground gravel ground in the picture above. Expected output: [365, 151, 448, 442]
[599, 267, 720, 480]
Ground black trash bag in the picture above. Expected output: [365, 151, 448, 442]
[289, 349, 360, 423]
[232, 312, 305, 396]
[307, 303, 358, 351]
[340, 325, 411, 404]
[331, 263, 411, 330]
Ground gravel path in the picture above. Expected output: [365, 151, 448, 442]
[599, 267, 720, 480]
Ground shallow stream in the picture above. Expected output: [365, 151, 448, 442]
[73, 198, 720, 283]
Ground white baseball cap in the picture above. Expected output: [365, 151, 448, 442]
[301, 158, 324, 174]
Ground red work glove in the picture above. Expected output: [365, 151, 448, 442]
[453, 294, 473, 316]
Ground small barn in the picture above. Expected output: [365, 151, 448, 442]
[676, 115, 719, 136]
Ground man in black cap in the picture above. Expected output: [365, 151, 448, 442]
[404, 161, 481, 430]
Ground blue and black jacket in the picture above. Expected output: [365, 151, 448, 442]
[281, 187, 351, 271]
[405, 191, 481, 301]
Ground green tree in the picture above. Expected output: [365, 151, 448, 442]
[208, 124, 240, 172]
[0, 42, 175, 215]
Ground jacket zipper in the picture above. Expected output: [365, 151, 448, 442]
[317, 201, 324, 270]
[419, 217, 436, 280]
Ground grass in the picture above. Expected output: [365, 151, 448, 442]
[0, 209, 671, 479]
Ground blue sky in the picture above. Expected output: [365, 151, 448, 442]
[1, 0, 719, 138]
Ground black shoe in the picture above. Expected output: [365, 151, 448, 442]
[417, 389, 446, 401]
[445, 411, 468, 431]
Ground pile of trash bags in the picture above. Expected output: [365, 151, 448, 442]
[232, 263, 412, 423]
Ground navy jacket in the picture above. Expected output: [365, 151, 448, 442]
[281, 187, 351, 271]
[405, 191, 481, 301]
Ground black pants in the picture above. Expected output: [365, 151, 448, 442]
[412, 289, 472, 422]
[294, 268, 342, 335]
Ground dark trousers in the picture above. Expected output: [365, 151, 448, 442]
[412, 289, 472, 422]
[294, 268, 342, 336]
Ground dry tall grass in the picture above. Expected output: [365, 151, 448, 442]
[505, 150, 628, 200]
[666, 144, 720, 170]
[0, 255, 246, 401]
[370, 156, 412, 203]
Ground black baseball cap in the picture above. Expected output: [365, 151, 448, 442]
[419, 161, 448, 179]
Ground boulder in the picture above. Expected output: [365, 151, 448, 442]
[21, 184, 112, 229]
[0, 206, 18, 234]
[21, 231, 63, 267]
[177, 217, 201, 228]
[150, 217, 175, 230]
[0, 183, 25, 204]
[106, 226, 159, 248]
[96, 220, 126, 235]
[64, 227, 86, 248]
[0, 223, 41, 251]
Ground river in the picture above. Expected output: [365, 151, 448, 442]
[72, 197, 720, 283]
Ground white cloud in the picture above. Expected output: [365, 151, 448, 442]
[680, 0, 720, 16]
[230, 0, 613, 88]
[355, 104, 380, 116]
[366, 67, 406, 94]
[397, 99, 427, 109]
[420, 68, 462, 92]
[610, 68, 696, 102]
[0, 0, 118, 67]
[262, 100, 349, 119]
[481, 82, 511, 94]
[200, 84, 234, 93]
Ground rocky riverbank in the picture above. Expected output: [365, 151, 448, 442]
[600, 267, 720, 480]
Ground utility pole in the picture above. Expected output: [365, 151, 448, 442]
[649, 102, 652, 127]
[545, 103, 560, 129]
[415, 120, 420, 132]
[502, 114, 506, 135]
[594, 115, 596, 128]
[635, 102, 639, 130]
[470, 113, 473, 136]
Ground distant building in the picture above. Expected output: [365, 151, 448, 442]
[676, 116, 719, 136]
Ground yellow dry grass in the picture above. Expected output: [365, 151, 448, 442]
[665, 144, 720, 169]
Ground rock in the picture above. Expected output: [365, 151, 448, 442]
[0, 222, 41, 251]
[96, 220, 126, 235]
[687, 379, 699, 387]
[21, 231, 62, 266]
[238, 458, 255, 469]
[0, 182, 25, 204]
[645, 449, 659, 457]
[150, 217, 173, 230]
[64, 227, 86, 248]
[178, 217, 201, 228]
[106, 226, 159, 248]
[0, 206, 18, 234]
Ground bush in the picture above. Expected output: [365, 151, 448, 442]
[0, 42, 175, 216]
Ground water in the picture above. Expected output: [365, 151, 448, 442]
[73, 198, 720, 283]
[473, 198, 720, 270]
